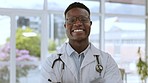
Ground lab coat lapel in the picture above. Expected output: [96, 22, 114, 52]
[61, 54, 78, 80]
[57, 43, 78, 80]
[81, 44, 100, 69]
[81, 49, 95, 69]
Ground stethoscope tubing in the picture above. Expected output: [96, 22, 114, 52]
[51, 54, 65, 69]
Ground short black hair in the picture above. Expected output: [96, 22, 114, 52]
[64, 2, 90, 16]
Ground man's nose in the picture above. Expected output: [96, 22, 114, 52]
[74, 18, 82, 25]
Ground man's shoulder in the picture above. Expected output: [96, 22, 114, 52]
[90, 43, 110, 57]
[47, 53, 59, 60]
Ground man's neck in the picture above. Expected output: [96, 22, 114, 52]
[69, 40, 89, 54]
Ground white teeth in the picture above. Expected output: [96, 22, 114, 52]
[73, 29, 83, 32]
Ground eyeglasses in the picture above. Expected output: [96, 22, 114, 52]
[66, 16, 90, 24]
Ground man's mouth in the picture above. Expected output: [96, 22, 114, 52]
[73, 29, 84, 32]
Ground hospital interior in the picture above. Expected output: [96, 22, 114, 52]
[0, 0, 148, 83]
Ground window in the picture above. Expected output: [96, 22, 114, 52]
[0, 15, 10, 83]
[15, 16, 41, 82]
[105, 1, 146, 82]
[0, 0, 43, 9]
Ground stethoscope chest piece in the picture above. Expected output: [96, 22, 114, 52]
[94, 55, 103, 73]
[96, 64, 103, 73]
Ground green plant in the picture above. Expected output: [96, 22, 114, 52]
[0, 65, 36, 83]
[7, 27, 41, 57]
[136, 47, 148, 83]
[0, 27, 39, 83]
[48, 39, 56, 51]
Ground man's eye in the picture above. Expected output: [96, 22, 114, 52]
[68, 18, 76, 23]
[69, 18, 76, 23]
[80, 18, 89, 22]
[81, 18, 87, 21]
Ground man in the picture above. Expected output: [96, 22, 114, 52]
[41, 2, 123, 83]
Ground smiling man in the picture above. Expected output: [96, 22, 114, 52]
[41, 2, 123, 83]
[64, 3, 92, 53]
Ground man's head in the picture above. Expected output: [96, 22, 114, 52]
[64, 2, 90, 16]
[64, 2, 92, 43]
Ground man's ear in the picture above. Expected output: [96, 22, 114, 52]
[90, 21, 92, 25]
[64, 23, 66, 28]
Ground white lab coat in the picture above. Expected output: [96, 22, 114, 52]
[41, 43, 123, 83]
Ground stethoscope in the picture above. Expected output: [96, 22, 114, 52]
[48, 54, 103, 82]
[51, 54, 64, 69]
[48, 54, 64, 83]
[94, 55, 103, 74]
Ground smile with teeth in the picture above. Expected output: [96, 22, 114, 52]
[73, 29, 84, 32]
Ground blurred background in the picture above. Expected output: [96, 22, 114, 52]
[0, 0, 148, 83]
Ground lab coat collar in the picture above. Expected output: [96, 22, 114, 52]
[56, 43, 102, 80]
[66, 42, 90, 56]
[66, 43, 75, 57]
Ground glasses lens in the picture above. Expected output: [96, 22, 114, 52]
[79, 17, 89, 23]
[67, 17, 76, 24]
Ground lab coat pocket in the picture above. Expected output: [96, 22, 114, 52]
[90, 77, 105, 83]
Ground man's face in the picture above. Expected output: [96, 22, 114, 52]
[64, 8, 92, 42]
